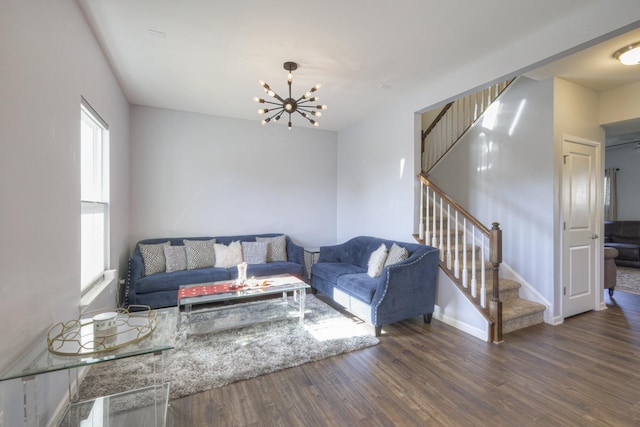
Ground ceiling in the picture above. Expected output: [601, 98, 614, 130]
[78, 1, 640, 136]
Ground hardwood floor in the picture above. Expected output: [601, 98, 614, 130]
[167, 291, 640, 426]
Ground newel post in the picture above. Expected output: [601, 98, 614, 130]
[489, 222, 503, 344]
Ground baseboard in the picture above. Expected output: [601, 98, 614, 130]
[432, 310, 487, 342]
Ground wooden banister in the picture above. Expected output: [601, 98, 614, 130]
[417, 174, 503, 343]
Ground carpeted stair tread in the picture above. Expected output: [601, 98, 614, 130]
[502, 298, 545, 334]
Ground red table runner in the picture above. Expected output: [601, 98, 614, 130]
[178, 283, 240, 301]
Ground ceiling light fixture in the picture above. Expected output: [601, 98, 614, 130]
[613, 41, 640, 65]
[254, 62, 327, 130]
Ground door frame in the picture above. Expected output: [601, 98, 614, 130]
[560, 134, 605, 318]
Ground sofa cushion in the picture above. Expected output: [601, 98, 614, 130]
[384, 243, 408, 267]
[242, 241, 268, 264]
[367, 243, 388, 277]
[256, 235, 287, 262]
[135, 268, 231, 294]
[214, 241, 243, 268]
[139, 241, 170, 276]
[184, 239, 216, 270]
[164, 246, 187, 273]
[336, 273, 379, 304]
[312, 262, 366, 286]
[244, 262, 306, 279]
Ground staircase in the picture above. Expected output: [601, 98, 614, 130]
[417, 78, 545, 341]
[477, 264, 545, 334]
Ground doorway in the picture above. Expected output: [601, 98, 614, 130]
[561, 135, 602, 318]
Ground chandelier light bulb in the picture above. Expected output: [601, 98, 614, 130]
[254, 61, 327, 129]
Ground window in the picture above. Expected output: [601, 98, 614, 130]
[81, 99, 109, 293]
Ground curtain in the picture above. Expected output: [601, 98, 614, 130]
[604, 168, 618, 221]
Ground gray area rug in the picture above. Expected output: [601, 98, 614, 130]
[79, 295, 378, 401]
[615, 266, 640, 295]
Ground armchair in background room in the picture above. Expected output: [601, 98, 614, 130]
[604, 247, 619, 297]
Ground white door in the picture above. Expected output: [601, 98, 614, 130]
[562, 136, 600, 318]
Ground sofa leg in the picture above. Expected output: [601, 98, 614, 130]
[311, 287, 318, 295]
[609, 288, 614, 297]
[424, 313, 433, 324]
[374, 326, 382, 337]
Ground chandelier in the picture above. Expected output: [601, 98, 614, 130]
[254, 61, 327, 129]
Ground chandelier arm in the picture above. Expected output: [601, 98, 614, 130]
[259, 100, 283, 106]
[296, 106, 315, 113]
[271, 93, 285, 103]
[295, 110, 317, 125]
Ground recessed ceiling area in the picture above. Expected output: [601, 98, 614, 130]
[78, 1, 640, 134]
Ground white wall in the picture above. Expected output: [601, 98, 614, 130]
[599, 81, 640, 126]
[0, 1, 129, 424]
[336, 107, 418, 242]
[130, 106, 338, 248]
[429, 77, 556, 308]
[605, 145, 640, 219]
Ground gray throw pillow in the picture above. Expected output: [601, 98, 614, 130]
[256, 235, 287, 262]
[242, 241, 269, 264]
[164, 245, 187, 273]
[184, 239, 216, 270]
[384, 243, 409, 267]
[139, 241, 170, 276]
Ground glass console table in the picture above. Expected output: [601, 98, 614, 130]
[0, 307, 178, 427]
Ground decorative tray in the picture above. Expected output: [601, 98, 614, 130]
[47, 306, 157, 356]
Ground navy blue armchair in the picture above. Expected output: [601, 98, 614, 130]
[311, 236, 439, 336]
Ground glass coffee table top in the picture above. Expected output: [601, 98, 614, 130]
[0, 307, 178, 382]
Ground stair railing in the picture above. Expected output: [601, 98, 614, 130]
[416, 175, 503, 343]
[421, 78, 515, 174]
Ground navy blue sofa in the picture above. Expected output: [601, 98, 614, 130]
[311, 236, 439, 336]
[124, 233, 305, 309]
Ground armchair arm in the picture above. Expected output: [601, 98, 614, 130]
[370, 246, 440, 327]
[124, 248, 145, 307]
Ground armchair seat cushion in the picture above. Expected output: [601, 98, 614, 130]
[312, 263, 365, 285]
[336, 273, 378, 304]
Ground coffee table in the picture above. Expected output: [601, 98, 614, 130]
[178, 274, 310, 334]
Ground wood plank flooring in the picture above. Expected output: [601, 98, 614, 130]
[167, 291, 640, 426]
